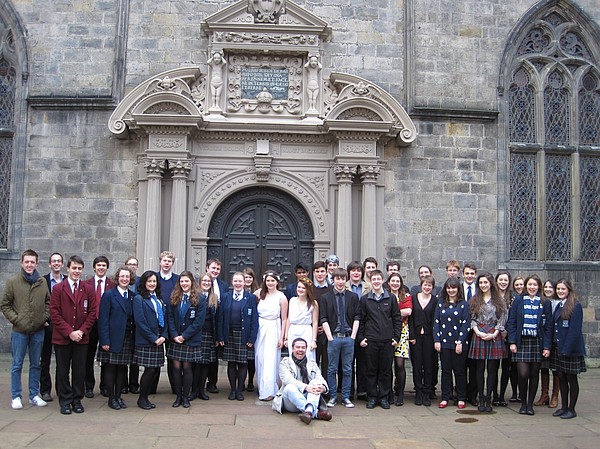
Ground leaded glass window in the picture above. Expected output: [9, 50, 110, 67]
[507, 9, 600, 261]
[0, 56, 15, 249]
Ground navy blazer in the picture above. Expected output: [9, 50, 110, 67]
[507, 295, 552, 350]
[98, 287, 134, 353]
[133, 294, 168, 346]
[166, 295, 207, 346]
[217, 290, 258, 345]
[547, 302, 585, 357]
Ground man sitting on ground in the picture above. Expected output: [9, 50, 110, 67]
[272, 337, 332, 424]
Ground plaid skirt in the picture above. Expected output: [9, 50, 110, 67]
[468, 325, 506, 360]
[550, 344, 587, 374]
[222, 329, 251, 363]
[134, 344, 165, 368]
[198, 330, 217, 364]
[512, 335, 542, 363]
[167, 341, 202, 363]
[97, 333, 134, 365]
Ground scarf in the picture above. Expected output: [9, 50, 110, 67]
[22, 269, 41, 285]
[292, 355, 309, 384]
[522, 295, 540, 337]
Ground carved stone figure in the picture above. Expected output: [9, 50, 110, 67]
[304, 55, 322, 113]
[207, 50, 227, 110]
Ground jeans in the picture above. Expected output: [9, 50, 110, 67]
[281, 384, 321, 417]
[11, 329, 45, 400]
[327, 336, 355, 400]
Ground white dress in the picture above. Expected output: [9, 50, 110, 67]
[287, 297, 315, 361]
[255, 291, 284, 400]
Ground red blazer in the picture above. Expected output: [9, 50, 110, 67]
[50, 280, 97, 345]
[84, 276, 115, 316]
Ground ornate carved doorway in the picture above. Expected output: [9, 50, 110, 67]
[207, 187, 314, 284]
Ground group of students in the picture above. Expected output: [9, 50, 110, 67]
[2, 249, 586, 421]
[406, 264, 586, 419]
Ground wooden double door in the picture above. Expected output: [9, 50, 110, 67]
[207, 187, 314, 285]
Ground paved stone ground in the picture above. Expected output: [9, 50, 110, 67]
[0, 354, 598, 449]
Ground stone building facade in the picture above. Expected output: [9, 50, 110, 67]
[0, 0, 599, 358]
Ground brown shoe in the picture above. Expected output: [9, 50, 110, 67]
[317, 409, 332, 421]
[298, 411, 312, 424]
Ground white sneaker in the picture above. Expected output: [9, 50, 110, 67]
[11, 397, 23, 409]
[326, 398, 337, 407]
[29, 395, 47, 407]
[342, 398, 355, 408]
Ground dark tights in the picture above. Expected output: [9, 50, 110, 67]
[104, 363, 127, 401]
[227, 362, 248, 394]
[516, 361, 540, 407]
[247, 359, 256, 387]
[394, 357, 406, 396]
[557, 371, 579, 412]
[475, 359, 500, 399]
[139, 367, 160, 402]
[172, 360, 193, 399]
[192, 363, 210, 397]
[497, 359, 518, 401]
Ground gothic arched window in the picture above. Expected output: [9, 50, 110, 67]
[507, 9, 600, 261]
[0, 25, 17, 249]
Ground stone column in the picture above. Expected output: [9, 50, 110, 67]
[334, 164, 356, 266]
[169, 159, 192, 273]
[359, 165, 380, 260]
[142, 158, 166, 271]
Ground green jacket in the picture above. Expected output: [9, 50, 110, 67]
[1, 271, 50, 334]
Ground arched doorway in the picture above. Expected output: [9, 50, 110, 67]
[207, 187, 314, 284]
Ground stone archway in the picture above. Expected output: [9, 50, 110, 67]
[207, 186, 314, 284]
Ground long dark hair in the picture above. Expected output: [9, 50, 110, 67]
[470, 272, 506, 319]
[242, 267, 259, 292]
[138, 270, 162, 300]
[555, 279, 577, 320]
[258, 270, 280, 301]
[495, 269, 512, 307]
[440, 277, 464, 307]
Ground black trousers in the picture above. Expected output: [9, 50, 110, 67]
[364, 339, 394, 401]
[54, 342, 88, 406]
[412, 334, 434, 395]
[84, 322, 99, 391]
[439, 348, 467, 401]
[40, 323, 54, 395]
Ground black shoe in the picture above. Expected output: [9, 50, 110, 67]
[60, 404, 72, 415]
[118, 398, 127, 409]
[84, 389, 94, 399]
[560, 410, 577, 419]
[414, 392, 423, 406]
[101, 389, 109, 398]
[172, 397, 182, 407]
[236, 392, 244, 401]
[72, 402, 84, 413]
[553, 409, 567, 417]
[206, 384, 219, 394]
[121, 386, 129, 394]
[182, 397, 190, 408]
[108, 399, 121, 410]
[519, 405, 527, 414]
[137, 399, 152, 410]
[41, 393, 53, 402]
[129, 386, 139, 394]
[366, 399, 376, 409]
[485, 397, 493, 413]
[526, 407, 535, 416]
[395, 394, 404, 406]
[380, 399, 390, 409]
[429, 391, 437, 399]
[198, 392, 210, 400]
[422, 396, 431, 407]
[509, 396, 520, 403]
[478, 398, 486, 413]
[149, 402, 156, 409]
[246, 383, 255, 392]
[228, 391, 236, 400]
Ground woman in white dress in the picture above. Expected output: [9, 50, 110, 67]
[285, 277, 318, 361]
[254, 271, 288, 401]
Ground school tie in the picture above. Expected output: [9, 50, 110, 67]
[337, 292, 346, 333]
[73, 281, 78, 294]
[467, 285, 472, 301]
[234, 292, 241, 301]
[152, 294, 164, 327]
[180, 294, 189, 323]
[96, 279, 102, 302]
[123, 291, 128, 300]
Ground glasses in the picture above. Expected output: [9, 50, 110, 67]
[126, 262, 138, 266]
[51, 259, 63, 263]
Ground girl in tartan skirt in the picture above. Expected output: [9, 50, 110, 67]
[166, 271, 206, 408]
[548, 279, 586, 419]
[468, 272, 507, 413]
[507, 274, 552, 415]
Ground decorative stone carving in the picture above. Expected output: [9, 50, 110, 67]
[248, 0, 285, 24]
[207, 50, 227, 111]
[304, 55, 322, 114]
[254, 154, 273, 181]
[359, 165, 380, 183]
[143, 158, 166, 177]
[334, 165, 357, 183]
[169, 159, 192, 178]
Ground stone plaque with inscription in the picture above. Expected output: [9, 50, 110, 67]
[241, 67, 289, 100]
